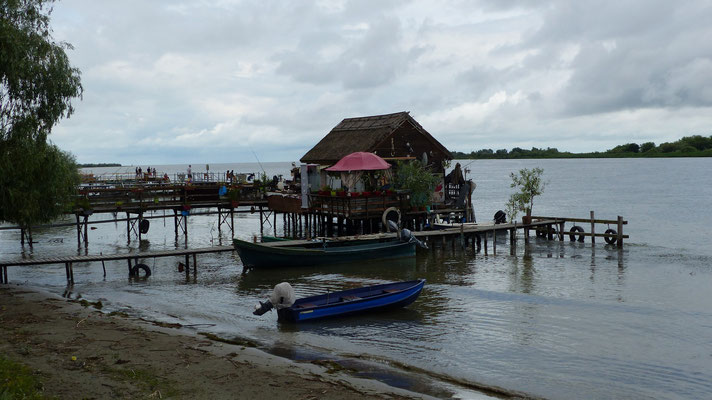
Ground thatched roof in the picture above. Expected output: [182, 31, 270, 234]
[300, 111, 451, 165]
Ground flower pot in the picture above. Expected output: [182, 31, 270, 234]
[337, 191, 346, 197]
[522, 215, 532, 224]
[362, 191, 372, 197]
[231, 200, 239, 208]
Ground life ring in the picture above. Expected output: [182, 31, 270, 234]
[382, 207, 401, 231]
[535, 227, 547, 238]
[130, 263, 152, 277]
[493, 210, 506, 224]
[604, 229, 617, 245]
[139, 219, 150, 234]
[569, 226, 584, 242]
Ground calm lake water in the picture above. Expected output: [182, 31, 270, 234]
[2, 158, 712, 399]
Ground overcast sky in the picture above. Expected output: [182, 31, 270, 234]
[49, 0, 712, 164]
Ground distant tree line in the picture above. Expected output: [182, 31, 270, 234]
[451, 135, 712, 159]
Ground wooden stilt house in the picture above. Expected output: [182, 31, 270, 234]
[300, 111, 452, 173]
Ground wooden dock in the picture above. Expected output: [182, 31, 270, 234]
[0, 213, 628, 285]
[0, 246, 234, 284]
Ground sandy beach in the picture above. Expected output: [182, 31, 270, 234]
[0, 284, 431, 399]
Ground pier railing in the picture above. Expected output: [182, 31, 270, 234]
[530, 212, 628, 246]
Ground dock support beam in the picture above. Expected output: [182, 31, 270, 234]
[217, 206, 235, 237]
[75, 214, 89, 248]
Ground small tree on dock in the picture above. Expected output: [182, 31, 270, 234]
[508, 167, 545, 223]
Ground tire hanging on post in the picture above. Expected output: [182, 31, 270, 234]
[130, 263, 152, 277]
[604, 228, 617, 245]
[139, 219, 150, 234]
[569, 226, 585, 242]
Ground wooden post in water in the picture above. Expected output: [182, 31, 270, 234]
[617, 216, 624, 247]
[494, 226, 498, 254]
[230, 208, 235, 237]
[126, 212, 131, 242]
[75, 214, 81, 246]
[460, 224, 465, 249]
[590, 211, 596, 244]
[558, 221, 565, 241]
[484, 233, 488, 255]
[185, 254, 190, 281]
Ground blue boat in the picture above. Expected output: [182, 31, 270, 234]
[254, 280, 425, 323]
[233, 238, 416, 269]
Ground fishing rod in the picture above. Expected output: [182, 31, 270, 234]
[251, 149, 267, 178]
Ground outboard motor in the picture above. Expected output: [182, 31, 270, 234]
[253, 282, 296, 316]
[401, 227, 428, 249]
[494, 210, 507, 224]
[388, 220, 427, 249]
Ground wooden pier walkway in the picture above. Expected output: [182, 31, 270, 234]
[0, 246, 235, 284]
[0, 214, 628, 285]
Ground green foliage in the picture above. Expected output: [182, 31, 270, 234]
[1, 0, 83, 142]
[394, 160, 438, 207]
[0, 0, 83, 228]
[508, 167, 545, 217]
[226, 186, 241, 201]
[0, 139, 80, 227]
[640, 142, 656, 152]
[609, 143, 640, 153]
[0, 355, 45, 399]
[450, 135, 712, 159]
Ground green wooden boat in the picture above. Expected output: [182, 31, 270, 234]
[233, 238, 416, 269]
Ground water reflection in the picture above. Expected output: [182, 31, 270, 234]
[236, 256, 418, 295]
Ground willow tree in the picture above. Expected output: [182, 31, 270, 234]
[1, 0, 83, 243]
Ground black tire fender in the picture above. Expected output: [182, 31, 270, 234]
[382, 207, 401, 231]
[130, 263, 152, 277]
[604, 229, 617, 245]
[139, 219, 150, 234]
[569, 225, 584, 242]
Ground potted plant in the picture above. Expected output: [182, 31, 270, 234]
[394, 160, 438, 210]
[227, 187, 241, 208]
[508, 167, 546, 224]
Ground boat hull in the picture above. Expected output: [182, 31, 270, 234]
[277, 279, 425, 323]
[233, 239, 416, 269]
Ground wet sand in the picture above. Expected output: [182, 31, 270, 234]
[0, 284, 431, 399]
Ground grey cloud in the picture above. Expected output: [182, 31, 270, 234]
[274, 16, 422, 89]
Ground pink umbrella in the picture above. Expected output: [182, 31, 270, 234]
[325, 152, 391, 171]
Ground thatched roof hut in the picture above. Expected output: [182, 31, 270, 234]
[300, 111, 452, 171]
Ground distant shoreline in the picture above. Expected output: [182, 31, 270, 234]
[451, 135, 712, 160]
[78, 163, 121, 168]
[450, 152, 712, 160]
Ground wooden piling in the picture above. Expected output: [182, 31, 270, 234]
[590, 211, 596, 244]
